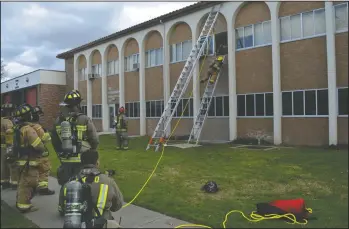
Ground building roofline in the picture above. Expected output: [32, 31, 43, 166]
[56, 1, 222, 59]
[1, 69, 65, 84]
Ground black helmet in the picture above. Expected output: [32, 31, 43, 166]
[14, 103, 33, 118]
[60, 90, 82, 107]
[201, 181, 219, 193]
[32, 106, 44, 116]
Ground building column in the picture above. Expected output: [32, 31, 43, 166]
[101, 55, 109, 132]
[86, 57, 93, 118]
[163, 30, 171, 136]
[139, 40, 146, 136]
[271, 8, 282, 145]
[119, 50, 125, 107]
[73, 56, 78, 90]
[325, 1, 338, 145]
[192, 29, 200, 133]
[227, 20, 237, 141]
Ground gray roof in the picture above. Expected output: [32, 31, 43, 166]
[56, 1, 222, 59]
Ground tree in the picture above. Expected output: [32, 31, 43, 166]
[1, 60, 6, 79]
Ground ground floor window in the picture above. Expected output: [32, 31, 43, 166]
[125, 101, 140, 118]
[237, 93, 273, 117]
[282, 89, 328, 116]
[81, 105, 87, 115]
[92, 104, 102, 118]
[338, 87, 348, 116]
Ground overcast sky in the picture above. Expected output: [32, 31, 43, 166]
[1, 1, 195, 81]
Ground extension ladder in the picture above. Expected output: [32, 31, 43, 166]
[146, 4, 222, 152]
[188, 55, 226, 145]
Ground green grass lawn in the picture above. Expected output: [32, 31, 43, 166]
[49, 135, 348, 228]
[1, 200, 39, 228]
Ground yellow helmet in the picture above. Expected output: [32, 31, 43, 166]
[217, 56, 223, 61]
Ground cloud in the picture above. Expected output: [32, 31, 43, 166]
[1, 2, 196, 80]
[110, 2, 195, 32]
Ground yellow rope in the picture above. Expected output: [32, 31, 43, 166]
[122, 16, 314, 228]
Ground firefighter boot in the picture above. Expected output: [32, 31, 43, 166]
[18, 205, 39, 213]
[1, 181, 11, 189]
[38, 188, 55, 195]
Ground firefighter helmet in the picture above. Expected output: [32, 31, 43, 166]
[14, 103, 33, 118]
[33, 106, 44, 116]
[60, 90, 82, 107]
[118, 106, 125, 113]
[217, 56, 223, 61]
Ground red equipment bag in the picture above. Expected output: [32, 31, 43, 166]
[256, 198, 312, 223]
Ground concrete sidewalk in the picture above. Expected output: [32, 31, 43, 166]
[1, 176, 191, 228]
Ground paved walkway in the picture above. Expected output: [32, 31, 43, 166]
[1, 176, 191, 228]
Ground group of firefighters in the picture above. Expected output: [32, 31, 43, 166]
[1, 89, 129, 228]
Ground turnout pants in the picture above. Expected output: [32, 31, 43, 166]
[1, 146, 10, 184]
[10, 161, 20, 186]
[116, 131, 128, 150]
[16, 165, 39, 212]
[58, 162, 82, 214]
[37, 156, 51, 190]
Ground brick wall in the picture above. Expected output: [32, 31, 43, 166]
[38, 84, 66, 130]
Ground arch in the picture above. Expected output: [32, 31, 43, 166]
[76, 54, 87, 70]
[89, 49, 102, 66]
[143, 30, 163, 51]
[168, 21, 192, 45]
[104, 44, 119, 61]
[234, 2, 271, 28]
[196, 12, 227, 37]
[123, 38, 139, 57]
[279, 1, 324, 17]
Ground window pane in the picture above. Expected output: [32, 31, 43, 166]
[182, 99, 189, 117]
[305, 90, 316, 115]
[314, 9, 326, 34]
[150, 101, 156, 117]
[236, 27, 244, 49]
[338, 88, 348, 115]
[223, 96, 229, 116]
[280, 17, 291, 41]
[282, 92, 293, 115]
[293, 91, 304, 115]
[244, 25, 253, 48]
[92, 105, 96, 117]
[171, 44, 176, 62]
[317, 89, 329, 115]
[290, 14, 301, 39]
[263, 21, 272, 44]
[265, 93, 273, 116]
[335, 4, 348, 31]
[155, 101, 162, 117]
[246, 94, 255, 116]
[176, 43, 182, 61]
[237, 95, 245, 116]
[208, 35, 215, 55]
[130, 103, 135, 117]
[215, 96, 223, 116]
[151, 50, 156, 66]
[115, 60, 119, 74]
[146, 101, 151, 117]
[182, 41, 192, 61]
[302, 11, 314, 37]
[98, 64, 102, 75]
[124, 57, 128, 71]
[189, 98, 193, 117]
[176, 99, 183, 117]
[255, 94, 265, 116]
[156, 48, 163, 65]
[254, 23, 263, 46]
[208, 97, 215, 116]
[145, 51, 150, 67]
[125, 103, 130, 117]
[134, 102, 140, 117]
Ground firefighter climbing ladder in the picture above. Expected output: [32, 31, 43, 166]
[146, 4, 222, 152]
[188, 55, 226, 145]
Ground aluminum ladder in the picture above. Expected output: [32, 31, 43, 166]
[188, 55, 227, 145]
[146, 4, 222, 152]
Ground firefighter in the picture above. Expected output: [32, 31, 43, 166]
[12, 103, 46, 213]
[200, 56, 224, 84]
[29, 106, 55, 195]
[114, 107, 128, 150]
[50, 89, 99, 215]
[1, 103, 16, 189]
[63, 150, 123, 228]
